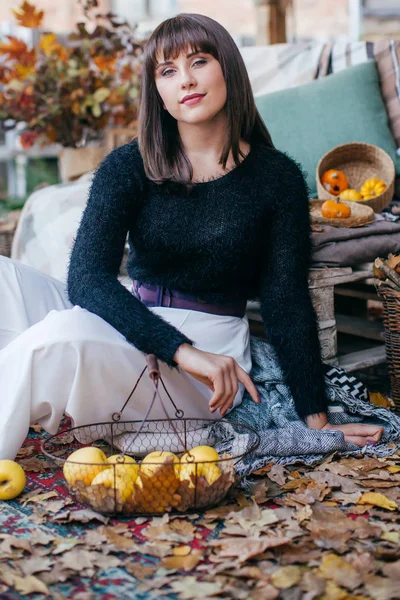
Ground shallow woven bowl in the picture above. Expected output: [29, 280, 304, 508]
[316, 142, 395, 213]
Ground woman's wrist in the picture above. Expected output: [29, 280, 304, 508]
[173, 342, 194, 365]
[305, 412, 328, 429]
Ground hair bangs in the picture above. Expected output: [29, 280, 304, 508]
[146, 16, 219, 72]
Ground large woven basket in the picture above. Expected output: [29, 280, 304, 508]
[316, 142, 395, 213]
[376, 283, 400, 412]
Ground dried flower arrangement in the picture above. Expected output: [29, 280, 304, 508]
[0, 0, 144, 149]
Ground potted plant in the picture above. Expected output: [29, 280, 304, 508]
[0, 0, 144, 181]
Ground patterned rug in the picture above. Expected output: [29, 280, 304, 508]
[0, 417, 229, 599]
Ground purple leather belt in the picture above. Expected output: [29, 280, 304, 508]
[132, 280, 246, 318]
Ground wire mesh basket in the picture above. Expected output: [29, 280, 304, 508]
[41, 354, 260, 515]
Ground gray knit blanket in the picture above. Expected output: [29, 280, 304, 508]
[211, 336, 400, 478]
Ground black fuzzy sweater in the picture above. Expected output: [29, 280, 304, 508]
[67, 140, 329, 419]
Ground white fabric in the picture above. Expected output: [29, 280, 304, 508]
[11, 176, 92, 283]
[0, 256, 251, 460]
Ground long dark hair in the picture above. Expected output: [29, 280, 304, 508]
[137, 13, 275, 191]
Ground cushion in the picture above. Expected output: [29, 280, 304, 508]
[255, 60, 400, 197]
[374, 40, 400, 151]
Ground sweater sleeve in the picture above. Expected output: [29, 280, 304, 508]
[259, 153, 329, 420]
[67, 143, 194, 368]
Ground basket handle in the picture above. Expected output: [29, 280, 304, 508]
[146, 354, 160, 381]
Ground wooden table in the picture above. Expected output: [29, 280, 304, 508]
[246, 266, 387, 372]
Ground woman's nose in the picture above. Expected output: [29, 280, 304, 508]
[180, 70, 196, 89]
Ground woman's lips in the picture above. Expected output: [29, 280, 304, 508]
[182, 95, 205, 105]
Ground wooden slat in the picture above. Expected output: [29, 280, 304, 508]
[309, 267, 352, 280]
[309, 270, 373, 289]
[336, 314, 384, 341]
[334, 285, 380, 301]
[325, 345, 387, 372]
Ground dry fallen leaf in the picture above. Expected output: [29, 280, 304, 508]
[357, 492, 398, 511]
[364, 574, 400, 600]
[318, 553, 363, 590]
[210, 535, 291, 562]
[369, 392, 394, 409]
[170, 577, 223, 598]
[270, 565, 302, 589]
[173, 545, 192, 556]
[161, 550, 202, 571]
[21, 491, 58, 506]
[0, 567, 50, 596]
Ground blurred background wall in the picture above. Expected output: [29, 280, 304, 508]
[1, 1, 400, 46]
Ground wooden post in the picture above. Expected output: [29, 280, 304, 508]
[253, 0, 288, 45]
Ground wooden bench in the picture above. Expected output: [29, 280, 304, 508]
[246, 265, 387, 372]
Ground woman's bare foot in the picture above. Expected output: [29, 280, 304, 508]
[321, 423, 384, 447]
[305, 413, 384, 447]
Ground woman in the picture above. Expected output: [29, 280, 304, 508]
[0, 13, 383, 461]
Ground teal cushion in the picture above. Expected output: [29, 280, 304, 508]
[255, 61, 400, 197]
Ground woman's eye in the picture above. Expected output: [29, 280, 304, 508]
[161, 59, 207, 77]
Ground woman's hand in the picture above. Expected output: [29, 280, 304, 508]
[306, 412, 384, 447]
[173, 343, 260, 416]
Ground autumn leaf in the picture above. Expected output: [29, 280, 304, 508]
[161, 550, 202, 572]
[93, 55, 117, 73]
[318, 554, 363, 590]
[170, 577, 223, 598]
[0, 36, 28, 59]
[357, 492, 398, 511]
[39, 34, 68, 61]
[0, 567, 49, 596]
[381, 531, 400, 543]
[271, 566, 302, 589]
[387, 465, 400, 474]
[39, 33, 58, 57]
[21, 491, 58, 506]
[387, 253, 400, 274]
[12, 1, 44, 28]
[14, 61, 36, 79]
[369, 392, 394, 409]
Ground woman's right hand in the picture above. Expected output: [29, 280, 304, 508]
[173, 343, 260, 416]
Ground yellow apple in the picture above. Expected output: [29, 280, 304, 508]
[184, 446, 219, 461]
[63, 446, 108, 486]
[106, 454, 139, 481]
[91, 468, 135, 503]
[180, 446, 221, 488]
[140, 451, 180, 477]
[0, 460, 26, 500]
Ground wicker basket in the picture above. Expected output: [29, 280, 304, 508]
[316, 142, 395, 213]
[376, 283, 400, 412]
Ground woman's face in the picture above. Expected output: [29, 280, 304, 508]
[154, 47, 227, 126]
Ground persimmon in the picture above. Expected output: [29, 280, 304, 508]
[321, 169, 349, 196]
[321, 199, 351, 219]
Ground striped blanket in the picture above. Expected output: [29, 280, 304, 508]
[212, 336, 400, 478]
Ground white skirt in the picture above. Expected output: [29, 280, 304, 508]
[0, 256, 252, 460]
